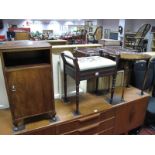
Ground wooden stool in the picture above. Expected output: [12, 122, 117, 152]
[61, 51, 117, 115]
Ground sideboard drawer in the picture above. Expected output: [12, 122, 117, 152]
[98, 117, 115, 133]
[64, 130, 79, 135]
[56, 120, 78, 134]
[97, 127, 114, 135]
[100, 109, 115, 121]
[78, 113, 100, 127]
[22, 125, 56, 135]
[79, 123, 99, 135]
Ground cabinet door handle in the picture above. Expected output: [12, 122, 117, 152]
[11, 85, 16, 92]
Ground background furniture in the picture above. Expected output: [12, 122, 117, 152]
[88, 26, 103, 43]
[15, 32, 30, 40]
[99, 39, 120, 46]
[151, 26, 155, 51]
[124, 24, 151, 52]
[0, 41, 56, 131]
[7, 27, 30, 41]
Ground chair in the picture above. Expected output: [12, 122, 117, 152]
[88, 26, 103, 43]
[125, 24, 151, 52]
[61, 50, 117, 115]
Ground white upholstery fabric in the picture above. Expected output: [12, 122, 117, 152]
[63, 51, 116, 71]
[63, 51, 74, 58]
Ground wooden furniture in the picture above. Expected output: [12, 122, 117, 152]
[61, 50, 117, 114]
[0, 40, 56, 131]
[8, 27, 30, 41]
[46, 40, 68, 45]
[15, 32, 30, 40]
[99, 39, 120, 46]
[78, 46, 151, 101]
[124, 24, 151, 52]
[0, 87, 149, 135]
[99, 46, 151, 95]
[124, 32, 136, 48]
[88, 26, 103, 43]
[151, 26, 155, 51]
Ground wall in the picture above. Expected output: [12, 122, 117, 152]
[102, 19, 119, 31]
[0, 58, 9, 109]
[0, 19, 98, 38]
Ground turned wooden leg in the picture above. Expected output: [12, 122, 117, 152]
[110, 74, 117, 104]
[64, 68, 68, 102]
[75, 81, 80, 115]
[95, 77, 99, 94]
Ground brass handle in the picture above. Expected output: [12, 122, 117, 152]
[11, 85, 16, 92]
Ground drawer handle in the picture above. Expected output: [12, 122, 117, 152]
[78, 123, 99, 133]
[79, 113, 100, 122]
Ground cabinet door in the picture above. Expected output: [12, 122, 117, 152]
[128, 98, 149, 131]
[6, 65, 54, 120]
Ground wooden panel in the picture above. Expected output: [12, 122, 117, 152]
[21, 125, 56, 135]
[6, 65, 54, 120]
[78, 123, 99, 135]
[113, 102, 133, 134]
[98, 118, 115, 133]
[56, 120, 79, 134]
[100, 109, 115, 121]
[64, 130, 79, 135]
[78, 113, 100, 127]
[114, 97, 149, 134]
[128, 97, 149, 131]
[15, 32, 30, 40]
[97, 127, 114, 135]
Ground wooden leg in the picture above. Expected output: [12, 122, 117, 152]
[49, 111, 59, 122]
[110, 73, 117, 104]
[75, 81, 80, 115]
[95, 77, 99, 94]
[141, 60, 149, 95]
[108, 76, 111, 92]
[64, 70, 68, 102]
[121, 62, 130, 101]
[13, 120, 25, 132]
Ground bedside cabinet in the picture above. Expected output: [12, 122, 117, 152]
[0, 41, 56, 131]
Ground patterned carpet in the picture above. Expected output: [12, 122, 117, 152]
[138, 127, 155, 135]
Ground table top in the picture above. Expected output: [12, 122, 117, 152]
[0, 40, 51, 51]
[76, 46, 151, 60]
[52, 44, 103, 49]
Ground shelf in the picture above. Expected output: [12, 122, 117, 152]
[3, 50, 51, 67]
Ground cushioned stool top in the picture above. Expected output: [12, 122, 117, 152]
[63, 51, 116, 71]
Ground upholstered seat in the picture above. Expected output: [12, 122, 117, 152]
[63, 51, 116, 71]
[61, 50, 117, 115]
